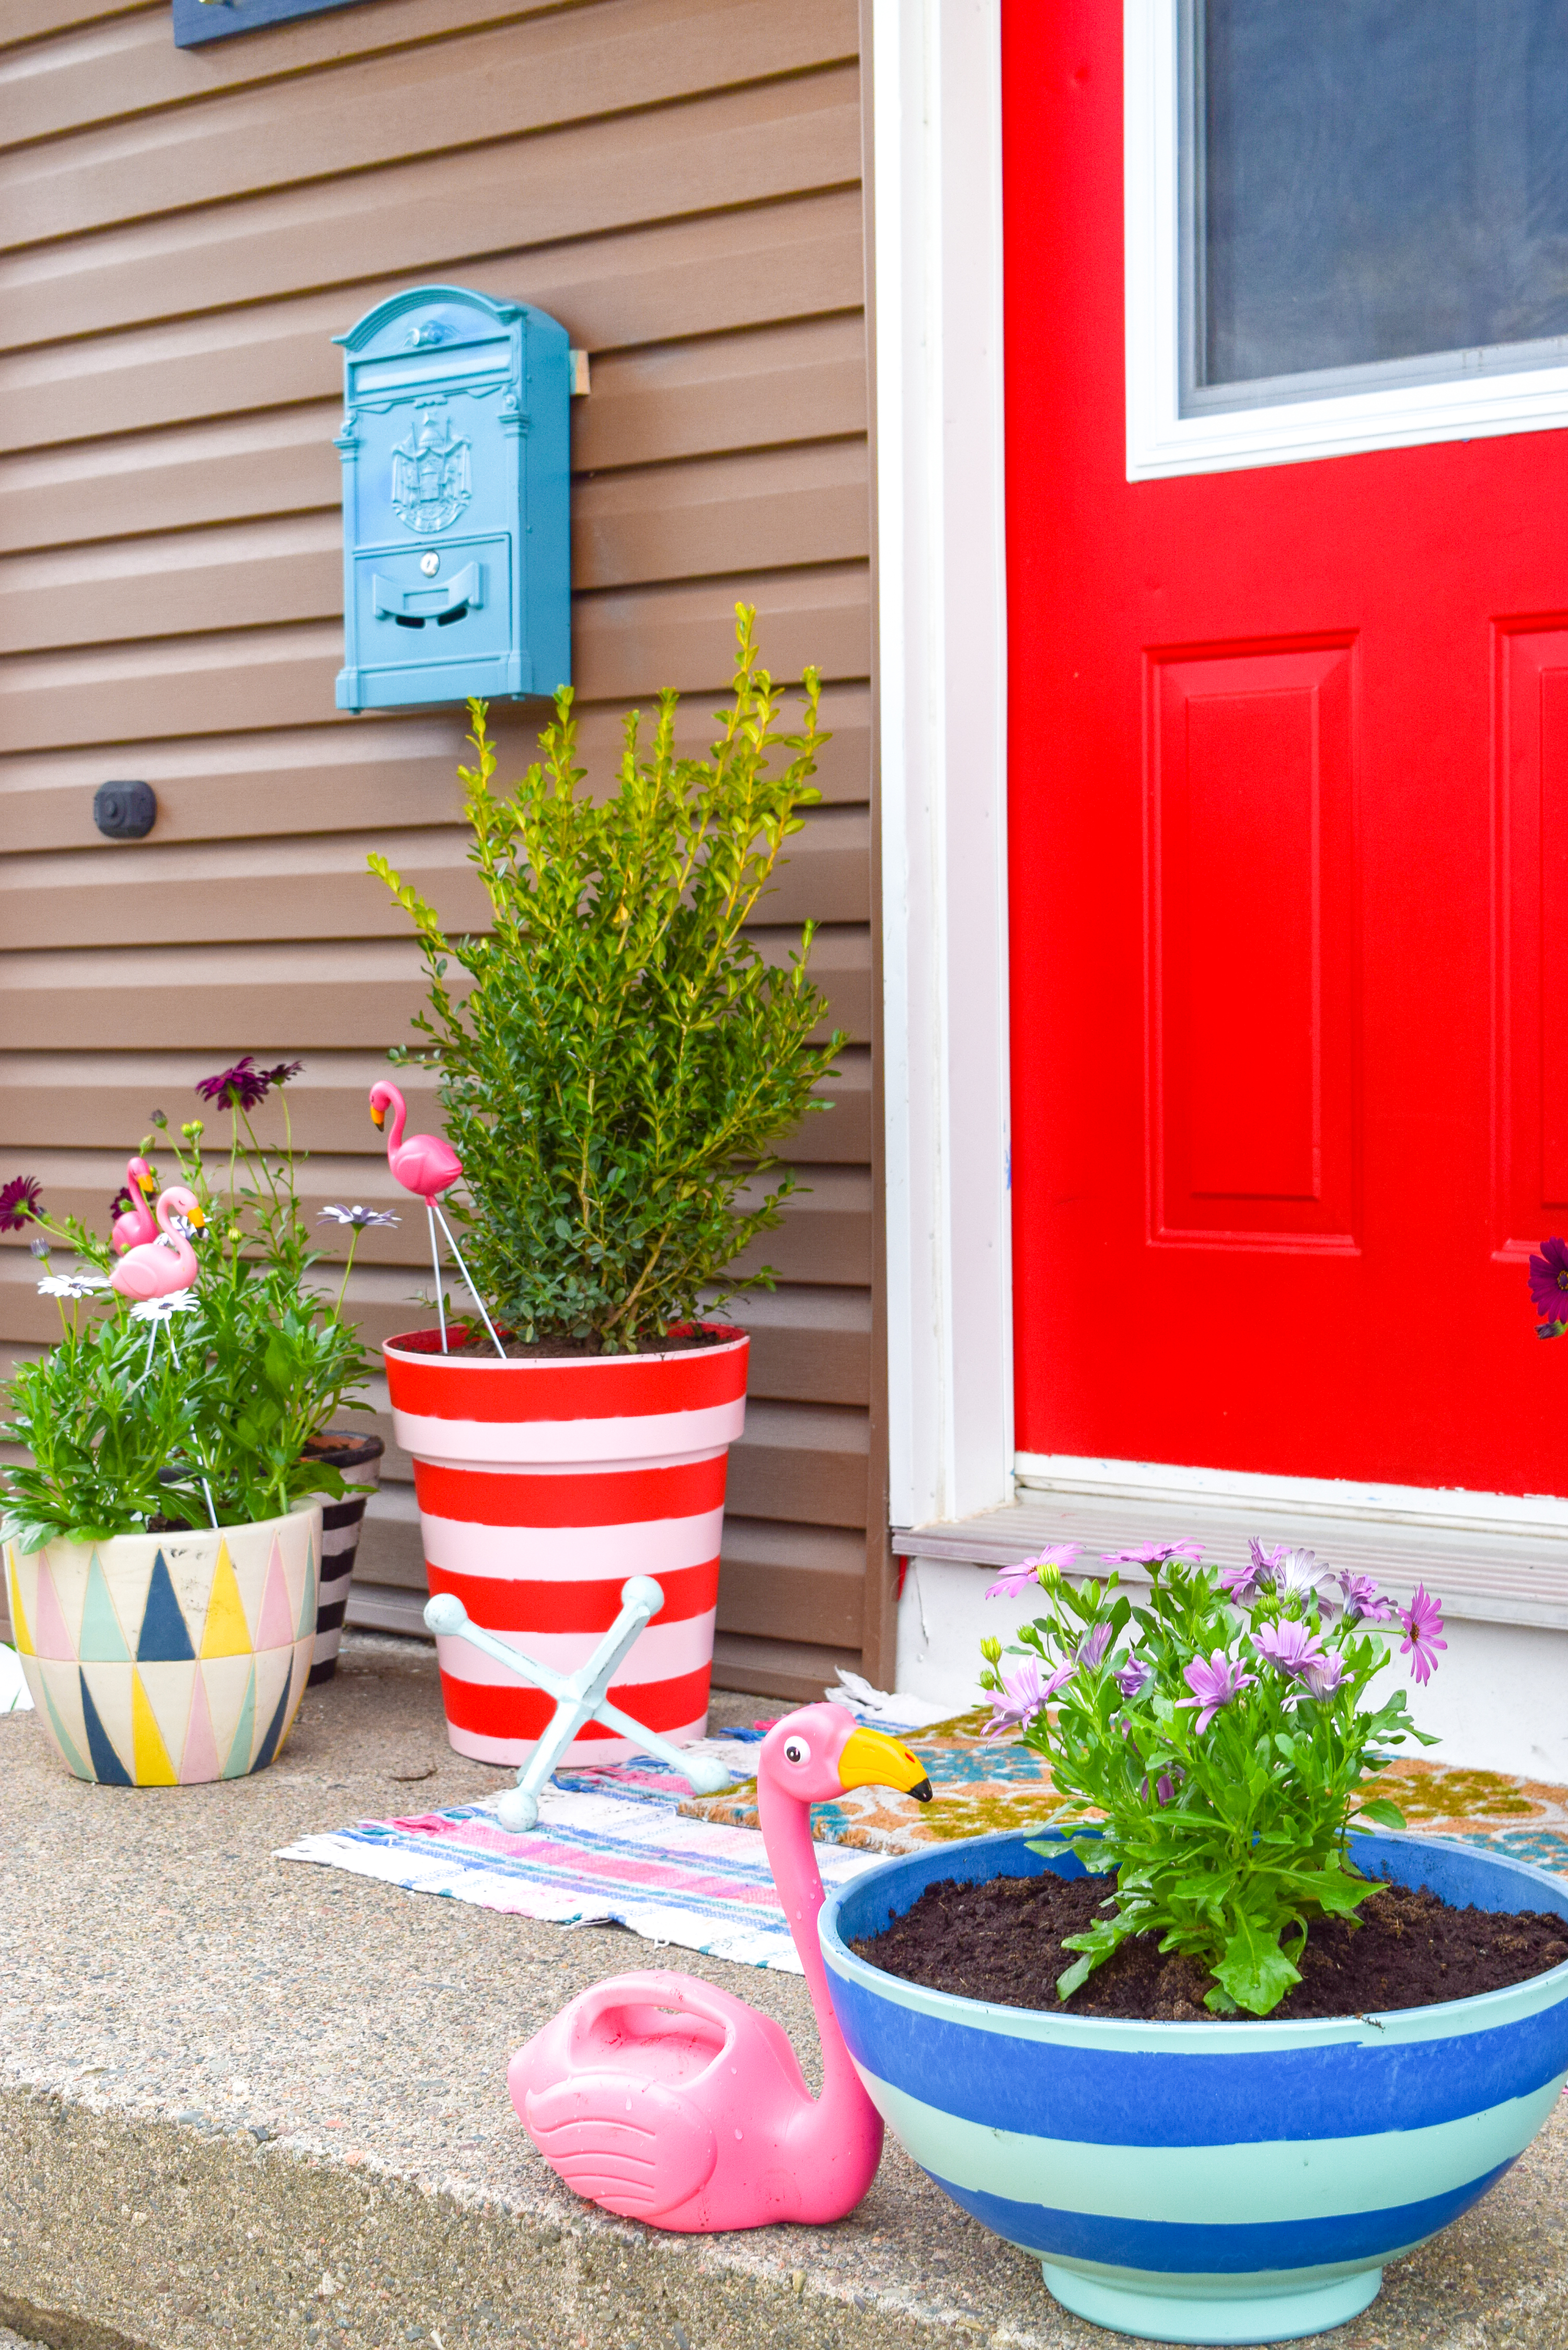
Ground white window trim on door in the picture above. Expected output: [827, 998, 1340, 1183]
[872, 0, 1013, 1531]
[1126, 0, 1568, 481]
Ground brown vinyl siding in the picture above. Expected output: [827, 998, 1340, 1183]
[0, 0, 887, 1703]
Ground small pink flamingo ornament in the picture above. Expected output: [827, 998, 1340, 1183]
[110, 1157, 158, 1254]
[109, 1185, 204, 1300]
[369, 1081, 504, 1357]
[508, 1705, 933, 2230]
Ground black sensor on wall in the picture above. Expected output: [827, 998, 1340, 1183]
[173, 0, 383, 45]
[94, 782, 157, 840]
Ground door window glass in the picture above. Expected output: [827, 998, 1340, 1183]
[1186, 0, 1568, 412]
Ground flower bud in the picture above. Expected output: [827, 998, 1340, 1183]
[980, 1636, 1002, 1666]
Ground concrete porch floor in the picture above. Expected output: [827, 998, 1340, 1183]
[2, 1634, 1566, 2350]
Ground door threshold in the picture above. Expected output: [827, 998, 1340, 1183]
[895, 1456, 1568, 1632]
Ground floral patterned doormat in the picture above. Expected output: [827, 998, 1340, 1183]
[667, 1714, 1568, 1876]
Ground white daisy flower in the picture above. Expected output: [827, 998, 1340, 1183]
[319, 1204, 401, 1228]
[129, 1291, 198, 1323]
[37, 1272, 112, 1299]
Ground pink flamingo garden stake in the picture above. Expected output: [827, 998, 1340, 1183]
[108, 1183, 217, 1525]
[109, 1157, 158, 1254]
[508, 1704, 933, 2230]
[368, 1081, 505, 1358]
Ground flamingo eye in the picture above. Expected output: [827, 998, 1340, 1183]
[782, 1736, 811, 1766]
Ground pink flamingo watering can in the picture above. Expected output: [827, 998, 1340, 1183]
[508, 1704, 932, 2230]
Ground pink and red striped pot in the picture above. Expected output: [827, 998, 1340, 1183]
[382, 1326, 747, 1765]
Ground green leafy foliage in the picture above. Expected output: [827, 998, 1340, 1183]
[368, 607, 846, 1351]
[3, 1095, 372, 1549]
[985, 1553, 1437, 2015]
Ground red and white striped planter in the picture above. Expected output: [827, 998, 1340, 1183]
[382, 1326, 747, 1765]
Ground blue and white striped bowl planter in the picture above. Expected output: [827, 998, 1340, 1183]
[821, 1828, 1568, 2347]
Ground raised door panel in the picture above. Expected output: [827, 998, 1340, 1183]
[1495, 622, 1568, 1250]
[1150, 640, 1357, 1249]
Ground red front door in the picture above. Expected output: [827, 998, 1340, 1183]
[1006, 3, 1568, 1494]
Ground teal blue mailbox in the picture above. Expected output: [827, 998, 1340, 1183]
[334, 286, 570, 712]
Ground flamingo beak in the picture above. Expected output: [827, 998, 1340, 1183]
[187, 1205, 206, 1230]
[837, 1724, 933, 1803]
[371, 1105, 385, 1130]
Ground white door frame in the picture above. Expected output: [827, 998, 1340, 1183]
[871, 0, 1013, 1533]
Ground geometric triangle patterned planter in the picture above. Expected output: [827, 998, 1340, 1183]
[4, 1506, 319, 1785]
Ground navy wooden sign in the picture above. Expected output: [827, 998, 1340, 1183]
[174, 0, 382, 46]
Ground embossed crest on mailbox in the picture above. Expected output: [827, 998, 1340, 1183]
[334, 285, 570, 712]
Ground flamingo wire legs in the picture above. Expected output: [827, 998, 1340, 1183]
[424, 1197, 506, 1359]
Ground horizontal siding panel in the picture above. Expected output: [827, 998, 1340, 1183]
[576, 317, 868, 473]
[0, 70, 860, 350]
[1, 318, 868, 551]
[725, 1398, 868, 1528]
[0, 1042, 871, 1170]
[0, 570, 870, 749]
[0, 1, 155, 56]
[5, 0, 857, 245]
[0, 929, 871, 1048]
[0, 805, 869, 948]
[0, 192, 866, 451]
[0, 450, 867, 654]
[0, 688, 869, 850]
[708, 1631, 857, 1705]
[716, 1518, 865, 1649]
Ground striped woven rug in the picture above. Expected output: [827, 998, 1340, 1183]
[276, 1713, 1568, 1972]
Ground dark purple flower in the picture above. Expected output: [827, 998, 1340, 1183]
[1102, 1539, 1204, 1568]
[1528, 1236, 1568, 1331]
[0, 1176, 42, 1232]
[1154, 1773, 1178, 1805]
[262, 1059, 304, 1089]
[1334, 1570, 1392, 1625]
[985, 1542, 1081, 1600]
[1398, 1585, 1447, 1685]
[1177, 1648, 1256, 1733]
[195, 1056, 271, 1112]
[1114, 1654, 1151, 1701]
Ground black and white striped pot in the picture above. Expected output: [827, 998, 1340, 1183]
[301, 1430, 384, 1685]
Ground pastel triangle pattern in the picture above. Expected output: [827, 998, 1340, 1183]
[250, 1664, 294, 1775]
[136, 1549, 195, 1663]
[6, 1552, 33, 1657]
[79, 1554, 129, 1663]
[181, 1671, 220, 1784]
[296, 1537, 318, 1643]
[222, 1663, 256, 1779]
[40, 1673, 89, 1780]
[131, 1668, 178, 1786]
[32, 1557, 74, 1663]
[78, 1669, 132, 1786]
[200, 1542, 251, 1658]
[255, 1537, 295, 1651]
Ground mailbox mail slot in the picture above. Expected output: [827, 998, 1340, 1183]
[334, 286, 570, 712]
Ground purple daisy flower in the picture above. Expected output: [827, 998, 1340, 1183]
[1102, 1539, 1204, 1568]
[981, 1657, 1048, 1737]
[262, 1059, 305, 1089]
[1528, 1236, 1568, 1331]
[0, 1175, 42, 1232]
[984, 1542, 1082, 1600]
[1076, 1622, 1113, 1671]
[1251, 1617, 1327, 1677]
[1289, 1650, 1347, 1704]
[1220, 1538, 1283, 1605]
[1114, 1654, 1151, 1701]
[1398, 1584, 1447, 1685]
[1176, 1648, 1256, 1733]
[1334, 1570, 1392, 1624]
[1272, 1546, 1338, 1612]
